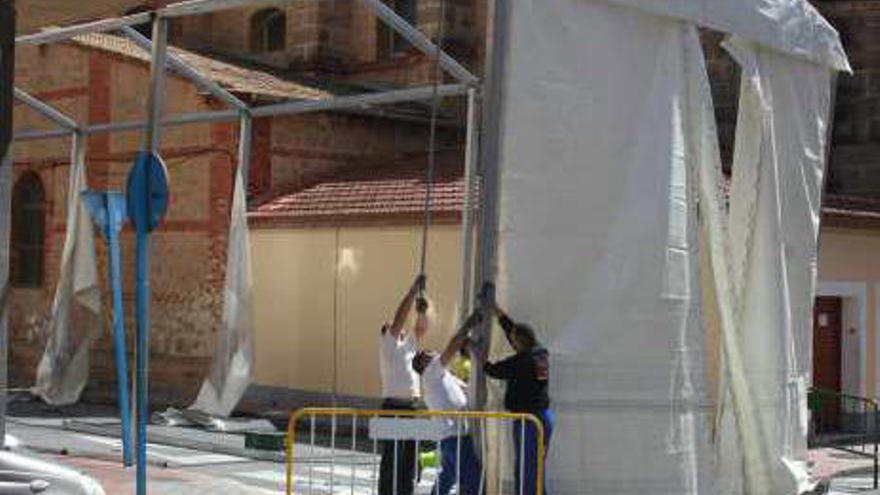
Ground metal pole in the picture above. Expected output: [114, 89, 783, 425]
[120, 26, 248, 112]
[472, 0, 510, 410]
[105, 196, 133, 467]
[11, 84, 469, 142]
[0, 0, 15, 448]
[238, 113, 252, 184]
[13, 88, 79, 130]
[15, 12, 153, 45]
[458, 88, 479, 324]
[356, 0, 478, 86]
[135, 14, 168, 495]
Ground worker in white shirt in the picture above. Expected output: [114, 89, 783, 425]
[412, 312, 484, 495]
[379, 275, 428, 495]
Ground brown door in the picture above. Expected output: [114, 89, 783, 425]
[813, 296, 843, 433]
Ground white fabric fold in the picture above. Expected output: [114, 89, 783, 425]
[189, 158, 254, 417]
[494, 1, 718, 492]
[32, 134, 101, 405]
[718, 36, 833, 495]
[599, 0, 849, 71]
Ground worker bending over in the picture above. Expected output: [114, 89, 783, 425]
[477, 283, 553, 495]
[378, 275, 428, 495]
[412, 313, 484, 495]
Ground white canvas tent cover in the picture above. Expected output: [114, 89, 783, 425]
[491, 0, 847, 493]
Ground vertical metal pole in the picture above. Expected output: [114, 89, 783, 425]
[136, 14, 168, 495]
[105, 195, 133, 467]
[458, 88, 479, 324]
[238, 113, 253, 187]
[0, 0, 14, 449]
[472, 0, 510, 411]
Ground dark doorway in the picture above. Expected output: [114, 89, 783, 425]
[813, 296, 843, 433]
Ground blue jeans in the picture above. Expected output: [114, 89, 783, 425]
[435, 435, 483, 495]
[513, 409, 553, 495]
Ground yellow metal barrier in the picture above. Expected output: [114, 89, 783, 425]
[285, 407, 545, 495]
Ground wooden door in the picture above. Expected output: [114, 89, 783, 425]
[813, 296, 843, 433]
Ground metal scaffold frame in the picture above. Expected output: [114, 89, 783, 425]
[2, 0, 492, 491]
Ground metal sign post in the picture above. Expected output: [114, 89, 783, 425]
[83, 191, 133, 467]
[129, 13, 170, 495]
[126, 152, 169, 494]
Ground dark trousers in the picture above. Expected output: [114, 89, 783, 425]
[513, 408, 554, 495]
[436, 434, 484, 495]
[379, 398, 421, 495]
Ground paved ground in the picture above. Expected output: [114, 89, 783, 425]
[5, 404, 440, 494]
[4, 398, 879, 494]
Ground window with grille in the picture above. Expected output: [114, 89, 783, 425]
[251, 8, 287, 53]
[11, 172, 46, 288]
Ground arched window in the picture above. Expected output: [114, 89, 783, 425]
[10, 172, 46, 288]
[250, 8, 286, 53]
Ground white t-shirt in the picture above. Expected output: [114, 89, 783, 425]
[422, 357, 467, 412]
[379, 330, 420, 399]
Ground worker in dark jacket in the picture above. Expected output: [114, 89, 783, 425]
[475, 283, 553, 495]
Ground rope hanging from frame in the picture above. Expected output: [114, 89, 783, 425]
[418, 0, 449, 289]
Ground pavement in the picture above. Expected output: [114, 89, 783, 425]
[3, 398, 440, 494]
[4, 397, 879, 494]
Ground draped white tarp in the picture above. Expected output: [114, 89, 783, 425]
[494, 1, 719, 492]
[189, 154, 254, 417]
[492, 0, 845, 493]
[32, 134, 102, 405]
[717, 38, 834, 495]
[602, 0, 849, 72]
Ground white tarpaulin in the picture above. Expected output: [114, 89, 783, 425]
[494, 2, 717, 492]
[32, 134, 101, 405]
[189, 155, 254, 417]
[717, 37, 834, 495]
[492, 0, 845, 493]
[602, 0, 849, 72]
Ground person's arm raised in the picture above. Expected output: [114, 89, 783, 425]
[389, 275, 424, 338]
[414, 296, 429, 342]
[440, 331, 469, 367]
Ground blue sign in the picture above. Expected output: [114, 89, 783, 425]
[125, 151, 169, 233]
[83, 191, 127, 239]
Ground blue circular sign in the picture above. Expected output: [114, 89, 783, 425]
[126, 151, 169, 233]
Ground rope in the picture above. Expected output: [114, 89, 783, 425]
[418, 0, 449, 287]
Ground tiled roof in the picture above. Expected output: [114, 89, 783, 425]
[249, 162, 469, 226]
[823, 194, 880, 228]
[72, 33, 332, 101]
[250, 168, 880, 229]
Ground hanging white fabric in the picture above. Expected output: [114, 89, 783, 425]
[32, 133, 102, 405]
[494, 1, 719, 492]
[599, 0, 849, 72]
[189, 146, 254, 417]
[717, 37, 834, 495]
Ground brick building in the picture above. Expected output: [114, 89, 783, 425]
[9, 0, 880, 409]
[9, 1, 479, 405]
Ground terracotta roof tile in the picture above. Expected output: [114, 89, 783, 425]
[72, 33, 331, 101]
[249, 163, 470, 223]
